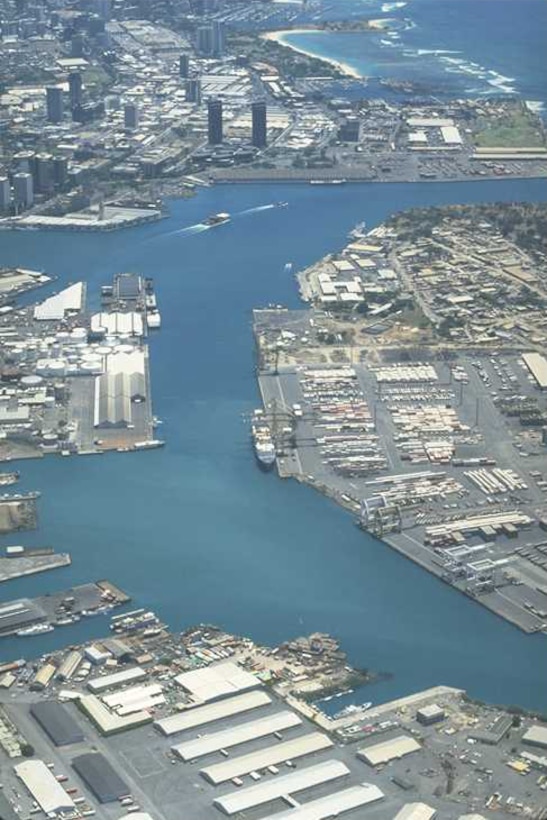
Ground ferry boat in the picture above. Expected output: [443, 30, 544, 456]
[251, 409, 276, 471]
[204, 212, 230, 227]
[17, 623, 54, 637]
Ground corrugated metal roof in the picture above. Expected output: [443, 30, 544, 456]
[155, 690, 271, 736]
[72, 752, 128, 803]
[213, 760, 350, 816]
[14, 760, 76, 814]
[88, 666, 146, 693]
[201, 732, 333, 784]
[78, 694, 152, 735]
[523, 724, 547, 747]
[31, 701, 84, 746]
[393, 802, 436, 820]
[174, 662, 259, 702]
[172, 710, 302, 760]
[260, 782, 385, 819]
[358, 735, 421, 766]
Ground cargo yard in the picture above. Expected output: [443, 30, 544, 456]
[0, 623, 545, 820]
[252, 205, 547, 634]
[0, 271, 162, 461]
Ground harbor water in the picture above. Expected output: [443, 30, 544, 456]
[1, 179, 547, 712]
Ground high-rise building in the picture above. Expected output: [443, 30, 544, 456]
[212, 21, 225, 57]
[251, 101, 267, 148]
[179, 53, 190, 78]
[71, 33, 85, 57]
[68, 72, 82, 110]
[185, 77, 201, 104]
[0, 177, 11, 212]
[93, 0, 111, 20]
[34, 153, 53, 194]
[46, 86, 63, 123]
[124, 103, 139, 130]
[13, 173, 34, 210]
[196, 25, 213, 56]
[52, 156, 69, 188]
[207, 98, 223, 145]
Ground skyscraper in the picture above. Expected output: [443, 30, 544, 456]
[0, 177, 11, 212]
[212, 21, 225, 57]
[251, 101, 267, 149]
[13, 173, 34, 210]
[34, 154, 53, 194]
[179, 53, 190, 78]
[53, 156, 69, 188]
[46, 86, 63, 123]
[124, 103, 139, 130]
[196, 25, 213, 56]
[68, 72, 82, 110]
[207, 98, 223, 145]
[185, 78, 201, 104]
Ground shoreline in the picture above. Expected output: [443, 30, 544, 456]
[261, 29, 364, 80]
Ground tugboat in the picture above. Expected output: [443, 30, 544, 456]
[204, 212, 231, 227]
[251, 409, 276, 471]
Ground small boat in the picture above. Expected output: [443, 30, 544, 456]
[204, 212, 230, 227]
[276, 201, 288, 208]
[17, 623, 54, 637]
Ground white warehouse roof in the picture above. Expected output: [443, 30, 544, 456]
[261, 782, 385, 819]
[358, 735, 421, 766]
[14, 760, 76, 815]
[393, 803, 436, 820]
[103, 683, 163, 709]
[201, 731, 333, 784]
[91, 311, 143, 337]
[172, 710, 302, 760]
[522, 352, 547, 390]
[34, 282, 84, 321]
[155, 690, 271, 736]
[213, 760, 350, 816]
[175, 662, 259, 703]
[78, 694, 152, 735]
[88, 666, 146, 693]
[523, 724, 547, 748]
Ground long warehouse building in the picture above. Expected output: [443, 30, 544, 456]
[201, 732, 333, 784]
[260, 782, 385, 819]
[30, 701, 84, 746]
[155, 690, 271, 736]
[87, 666, 146, 693]
[213, 760, 350, 816]
[14, 760, 76, 815]
[72, 752, 129, 803]
[172, 710, 302, 760]
[358, 735, 421, 766]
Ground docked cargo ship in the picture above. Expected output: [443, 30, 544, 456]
[251, 409, 276, 470]
[204, 212, 230, 227]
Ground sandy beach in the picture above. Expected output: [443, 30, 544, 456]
[261, 29, 364, 79]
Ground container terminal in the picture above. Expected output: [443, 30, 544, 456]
[0, 622, 545, 820]
[251, 206, 547, 636]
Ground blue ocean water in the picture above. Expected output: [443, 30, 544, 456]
[1, 179, 547, 712]
[278, 0, 547, 107]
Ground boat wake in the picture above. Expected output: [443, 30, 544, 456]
[238, 203, 278, 216]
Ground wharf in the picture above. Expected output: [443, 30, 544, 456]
[0, 551, 71, 583]
[0, 493, 39, 534]
[3, 205, 163, 232]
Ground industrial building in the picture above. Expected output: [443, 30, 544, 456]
[56, 650, 83, 681]
[171, 710, 302, 760]
[357, 735, 421, 766]
[14, 760, 76, 815]
[174, 661, 259, 703]
[393, 803, 437, 820]
[200, 731, 333, 784]
[260, 782, 385, 819]
[416, 703, 445, 725]
[30, 701, 84, 746]
[213, 760, 350, 816]
[72, 752, 129, 803]
[522, 725, 547, 749]
[0, 598, 47, 636]
[102, 683, 165, 715]
[155, 690, 271, 736]
[90, 312, 143, 337]
[87, 666, 147, 693]
[78, 693, 152, 735]
[522, 352, 547, 390]
[34, 282, 84, 321]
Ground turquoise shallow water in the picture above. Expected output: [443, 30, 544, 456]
[1, 179, 547, 712]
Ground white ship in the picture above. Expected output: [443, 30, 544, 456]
[204, 212, 230, 227]
[251, 409, 276, 470]
[17, 623, 54, 636]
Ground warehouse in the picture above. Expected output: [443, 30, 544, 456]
[14, 759, 76, 815]
[34, 282, 84, 321]
[393, 803, 436, 820]
[56, 650, 82, 682]
[87, 666, 146, 693]
[174, 662, 259, 703]
[90, 311, 143, 337]
[522, 352, 547, 390]
[201, 731, 333, 784]
[213, 760, 350, 816]
[78, 694, 152, 735]
[0, 598, 47, 635]
[522, 725, 547, 749]
[172, 710, 302, 760]
[72, 752, 129, 803]
[103, 683, 164, 711]
[30, 663, 56, 691]
[357, 735, 421, 766]
[260, 782, 385, 819]
[30, 701, 84, 746]
[155, 690, 271, 736]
